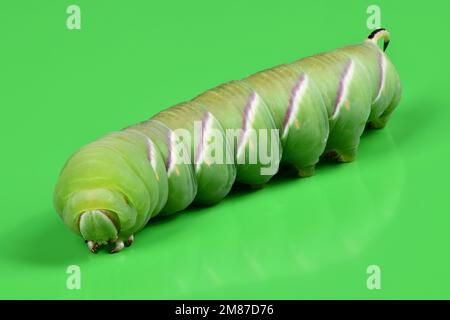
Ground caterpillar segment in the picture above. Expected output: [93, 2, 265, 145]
[243, 63, 329, 177]
[193, 80, 281, 185]
[149, 101, 237, 206]
[53, 29, 401, 253]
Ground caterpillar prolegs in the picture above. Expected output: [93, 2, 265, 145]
[54, 29, 401, 253]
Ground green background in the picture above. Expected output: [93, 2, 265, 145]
[1, 0, 449, 299]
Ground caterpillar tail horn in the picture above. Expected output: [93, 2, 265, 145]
[366, 28, 390, 51]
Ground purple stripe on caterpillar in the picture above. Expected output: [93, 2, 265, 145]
[283, 73, 308, 138]
[238, 91, 260, 156]
[333, 59, 354, 119]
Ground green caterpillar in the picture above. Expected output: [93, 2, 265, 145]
[54, 29, 401, 253]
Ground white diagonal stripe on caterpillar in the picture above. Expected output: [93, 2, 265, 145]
[125, 128, 160, 179]
[237, 91, 261, 159]
[167, 130, 177, 175]
[167, 129, 192, 176]
[195, 112, 214, 172]
[145, 138, 157, 171]
[332, 59, 355, 120]
[282, 73, 309, 139]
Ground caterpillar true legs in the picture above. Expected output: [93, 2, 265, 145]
[54, 29, 401, 253]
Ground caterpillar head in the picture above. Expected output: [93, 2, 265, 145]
[62, 188, 136, 253]
[79, 210, 119, 251]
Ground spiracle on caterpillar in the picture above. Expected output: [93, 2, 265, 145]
[54, 28, 401, 254]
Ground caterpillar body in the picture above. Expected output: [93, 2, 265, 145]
[54, 29, 402, 253]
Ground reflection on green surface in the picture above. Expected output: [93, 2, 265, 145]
[0, 0, 449, 299]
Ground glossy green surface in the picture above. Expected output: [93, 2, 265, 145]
[1, 0, 449, 299]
